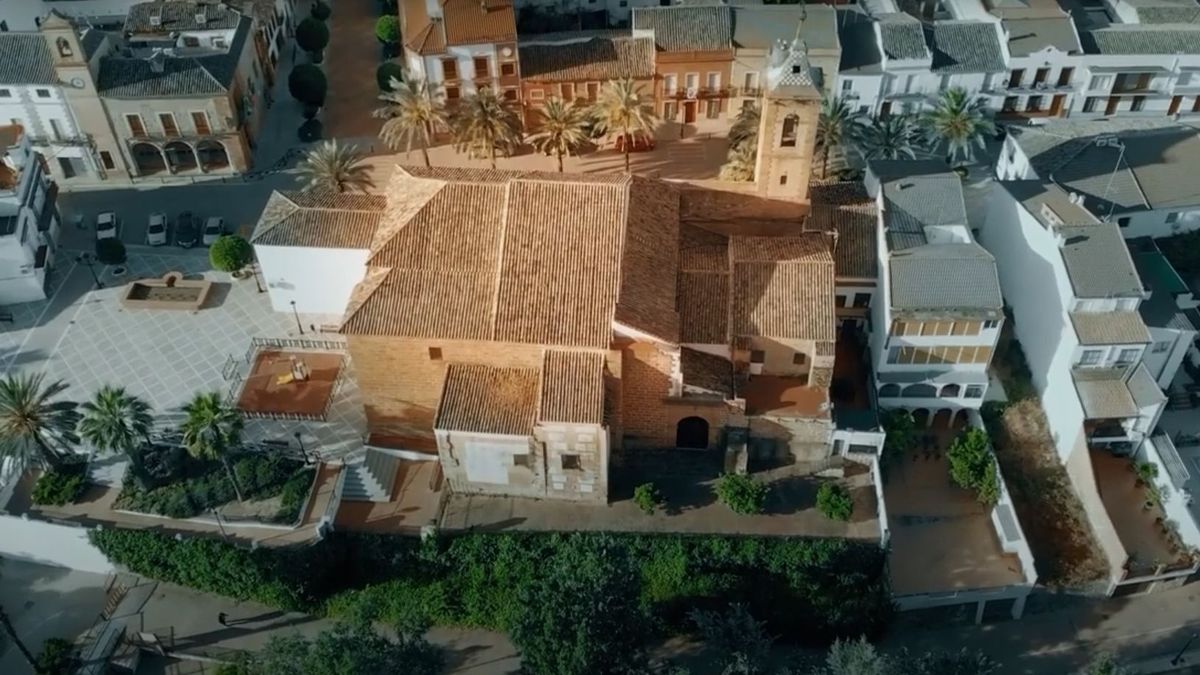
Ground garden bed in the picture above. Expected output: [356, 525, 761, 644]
[114, 451, 314, 524]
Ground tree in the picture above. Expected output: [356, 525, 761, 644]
[310, 0, 331, 21]
[946, 427, 999, 506]
[288, 64, 327, 107]
[922, 87, 994, 165]
[450, 87, 523, 169]
[375, 62, 404, 92]
[633, 482, 662, 515]
[530, 97, 589, 172]
[714, 473, 768, 515]
[1081, 653, 1130, 675]
[823, 637, 888, 675]
[859, 115, 921, 161]
[816, 482, 854, 521]
[898, 647, 998, 675]
[209, 235, 253, 272]
[0, 374, 80, 470]
[510, 535, 648, 675]
[78, 386, 152, 456]
[816, 96, 862, 179]
[374, 79, 447, 168]
[882, 409, 916, 456]
[728, 103, 760, 150]
[95, 237, 126, 265]
[590, 77, 657, 173]
[719, 142, 756, 182]
[690, 604, 772, 675]
[375, 15, 400, 45]
[296, 17, 330, 63]
[180, 392, 245, 503]
[234, 622, 441, 675]
[297, 141, 374, 194]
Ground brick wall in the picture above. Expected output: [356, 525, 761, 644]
[620, 341, 731, 450]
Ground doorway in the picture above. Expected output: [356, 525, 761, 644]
[675, 416, 709, 449]
[1105, 96, 1120, 115]
[683, 101, 697, 124]
[1050, 94, 1065, 117]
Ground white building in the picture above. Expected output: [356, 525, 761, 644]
[865, 160, 1005, 422]
[0, 125, 61, 304]
[399, 0, 521, 106]
[1128, 236, 1200, 389]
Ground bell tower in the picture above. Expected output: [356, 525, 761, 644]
[753, 37, 821, 205]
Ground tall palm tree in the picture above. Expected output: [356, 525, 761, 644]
[859, 114, 922, 161]
[728, 103, 760, 150]
[529, 97, 589, 172]
[816, 96, 863, 179]
[297, 140, 375, 194]
[922, 87, 995, 166]
[450, 87, 523, 169]
[180, 392, 244, 502]
[373, 78, 447, 168]
[0, 374, 80, 470]
[719, 142, 756, 182]
[590, 77, 657, 173]
[78, 386, 153, 456]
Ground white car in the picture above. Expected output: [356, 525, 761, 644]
[202, 217, 225, 246]
[146, 212, 167, 246]
[95, 212, 118, 240]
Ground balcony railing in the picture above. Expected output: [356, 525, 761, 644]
[668, 86, 731, 100]
[1006, 81, 1076, 93]
[1156, 433, 1192, 491]
[27, 134, 92, 147]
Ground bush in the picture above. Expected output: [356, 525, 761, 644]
[296, 17, 330, 57]
[302, 103, 320, 120]
[298, 119, 323, 142]
[275, 471, 314, 524]
[946, 427, 1000, 505]
[36, 637, 76, 675]
[129, 443, 185, 489]
[816, 483, 854, 521]
[95, 237, 126, 264]
[633, 482, 662, 515]
[288, 64, 327, 106]
[311, 0, 332, 20]
[714, 473, 768, 515]
[376, 62, 405, 91]
[209, 235, 253, 272]
[115, 453, 309, 519]
[375, 15, 400, 44]
[31, 463, 87, 506]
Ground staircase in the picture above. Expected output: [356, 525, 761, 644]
[341, 449, 400, 502]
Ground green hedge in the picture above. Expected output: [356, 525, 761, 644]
[31, 463, 88, 506]
[114, 453, 310, 519]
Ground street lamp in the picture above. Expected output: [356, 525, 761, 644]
[290, 300, 304, 335]
[1171, 632, 1198, 666]
[251, 262, 265, 293]
[294, 431, 316, 465]
[75, 252, 103, 289]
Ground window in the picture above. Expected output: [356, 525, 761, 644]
[1002, 96, 1018, 112]
[706, 72, 720, 91]
[586, 82, 599, 100]
[965, 385, 984, 399]
[158, 112, 179, 137]
[473, 57, 489, 78]
[561, 454, 581, 470]
[501, 61, 516, 77]
[428, 347, 442, 360]
[212, 37, 227, 49]
[513, 453, 532, 468]
[125, 114, 146, 137]
[780, 114, 798, 147]
[984, 319, 999, 329]
[560, 82, 574, 101]
[1079, 349, 1102, 366]
[887, 347, 900, 364]
[779, 174, 787, 185]
[191, 111, 211, 135]
[56, 37, 72, 57]
[528, 88, 544, 101]
[746, 72, 760, 93]
[835, 295, 847, 308]
[852, 293, 870, 308]
[705, 99, 719, 119]
[99, 151, 115, 170]
[663, 101, 677, 119]
[1167, 211, 1180, 224]
[442, 58, 458, 81]
[1083, 96, 1102, 113]
[750, 350, 765, 364]
[182, 36, 200, 47]
[792, 353, 807, 365]
[619, 0, 628, 6]
[1026, 95, 1043, 112]
[444, 86, 460, 101]
[1089, 75, 1113, 90]
[840, 79, 852, 93]
[503, 88, 517, 102]
[1033, 68, 1049, 85]
[685, 72, 699, 92]
[1116, 348, 1139, 365]
[1117, 216, 1130, 228]
[1132, 95, 1146, 112]
[1008, 69, 1024, 87]
[1057, 67, 1074, 87]
[0, 89, 9, 97]
[35, 89, 50, 98]
[1153, 340, 1171, 353]
[664, 74, 678, 96]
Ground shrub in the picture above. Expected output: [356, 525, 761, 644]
[116, 453, 308, 519]
[129, 443, 185, 489]
[816, 483, 854, 521]
[275, 470, 315, 523]
[288, 64, 327, 106]
[209, 235, 253, 272]
[296, 17, 330, 58]
[714, 473, 768, 515]
[31, 463, 87, 506]
[36, 637, 76, 675]
[376, 62, 405, 91]
[375, 15, 400, 44]
[632, 482, 662, 515]
[298, 119, 323, 142]
[946, 427, 1000, 506]
[95, 237, 126, 264]
[311, 0, 332, 20]
[302, 103, 320, 120]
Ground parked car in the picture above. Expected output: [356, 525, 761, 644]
[95, 212, 118, 240]
[202, 217, 225, 246]
[146, 212, 167, 246]
[175, 211, 198, 248]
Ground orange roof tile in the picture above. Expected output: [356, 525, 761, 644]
[539, 350, 605, 425]
[678, 272, 729, 344]
[441, 0, 516, 46]
[730, 234, 836, 341]
[435, 363, 539, 435]
[614, 177, 680, 342]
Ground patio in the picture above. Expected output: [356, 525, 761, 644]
[235, 349, 344, 420]
[742, 375, 830, 419]
[1090, 449, 1192, 575]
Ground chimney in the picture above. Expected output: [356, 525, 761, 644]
[149, 9, 162, 27]
[195, 6, 207, 25]
[149, 50, 166, 73]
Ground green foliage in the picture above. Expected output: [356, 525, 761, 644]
[714, 473, 768, 515]
[824, 636, 887, 675]
[0, 374, 80, 471]
[115, 452, 309, 519]
[375, 62, 404, 91]
[296, 18, 330, 56]
[633, 482, 662, 515]
[882, 409, 916, 456]
[921, 87, 994, 165]
[95, 237, 126, 264]
[690, 604, 772, 675]
[997, 335, 1036, 402]
[946, 427, 1000, 506]
[209, 235, 253, 272]
[310, 0, 331, 20]
[816, 483, 854, 522]
[899, 647, 998, 675]
[1082, 653, 1130, 675]
[820, 640, 998, 675]
[288, 64, 327, 106]
[35, 637, 75, 675]
[237, 622, 440, 675]
[276, 470, 314, 524]
[375, 15, 400, 44]
[128, 442, 184, 489]
[31, 462, 87, 506]
[79, 386, 152, 456]
[298, 119, 323, 142]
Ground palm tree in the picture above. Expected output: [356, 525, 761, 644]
[450, 87, 523, 169]
[719, 142, 756, 182]
[297, 140, 375, 193]
[0, 374, 80, 470]
[859, 114, 922, 161]
[922, 87, 995, 166]
[373, 78, 447, 168]
[728, 103, 760, 150]
[78, 386, 153, 456]
[180, 392, 245, 502]
[590, 77, 657, 173]
[529, 97, 589, 172]
[816, 96, 863, 179]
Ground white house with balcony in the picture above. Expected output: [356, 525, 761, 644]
[865, 161, 1005, 425]
[983, 177, 1200, 594]
[0, 125, 61, 305]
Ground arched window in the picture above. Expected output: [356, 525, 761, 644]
[56, 37, 73, 58]
[675, 416, 709, 450]
[780, 114, 798, 147]
[901, 383, 937, 398]
[879, 384, 901, 398]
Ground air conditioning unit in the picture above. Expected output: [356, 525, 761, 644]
[685, 86, 698, 99]
[149, 14, 161, 27]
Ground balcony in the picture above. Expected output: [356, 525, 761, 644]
[1006, 81, 1076, 94]
[668, 86, 731, 100]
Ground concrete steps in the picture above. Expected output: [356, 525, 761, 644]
[342, 449, 399, 502]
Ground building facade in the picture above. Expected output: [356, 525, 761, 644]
[632, 5, 734, 127]
[0, 125, 61, 304]
[400, 0, 522, 106]
[517, 33, 655, 125]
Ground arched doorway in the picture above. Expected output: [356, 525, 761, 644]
[932, 408, 954, 430]
[951, 409, 969, 430]
[164, 141, 197, 173]
[196, 139, 230, 171]
[131, 142, 166, 175]
[675, 416, 709, 450]
[940, 383, 961, 398]
[911, 408, 931, 427]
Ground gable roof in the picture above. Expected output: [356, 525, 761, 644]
[519, 37, 655, 82]
[435, 363, 540, 435]
[1003, 17, 1082, 56]
[838, 7, 883, 73]
[251, 191, 387, 249]
[402, 0, 516, 55]
[732, 5, 839, 52]
[927, 21, 1006, 73]
[878, 14, 928, 60]
[125, 1, 240, 34]
[97, 17, 252, 97]
[889, 243, 1003, 312]
[0, 34, 57, 85]
[1083, 25, 1200, 55]
[632, 6, 733, 52]
[539, 350, 605, 425]
[730, 234, 836, 341]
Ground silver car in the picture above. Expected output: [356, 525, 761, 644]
[146, 212, 168, 246]
[202, 217, 225, 246]
[96, 212, 118, 240]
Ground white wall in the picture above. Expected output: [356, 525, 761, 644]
[1117, 207, 1200, 239]
[0, 516, 115, 575]
[1145, 326, 1193, 389]
[257, 244, 368, 316]
[1139, 436, 1200, 550]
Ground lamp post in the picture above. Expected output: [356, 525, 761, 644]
[251, 262, 264, 293]
[1171, 632, 1198, 666]
[210, 507, 230, 540]
[290, 300, 304, 335]
[76, 252, 103, 289]
[294, 431, 316, 465]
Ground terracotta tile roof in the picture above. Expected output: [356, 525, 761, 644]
[435, 363, 539, 435]
[251, 191, 385, 249]
[614, 177, 680, 342]
[403, 0, 515, 54]
[678, 272, 729, 344]
[519, 37, 655, 82]
[681, 347, 733, 397]
[679, 224, 729, 272]
[731, 234, 836, 341]
[820, 205, 877, 279]
[539, 350, 605, 424]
